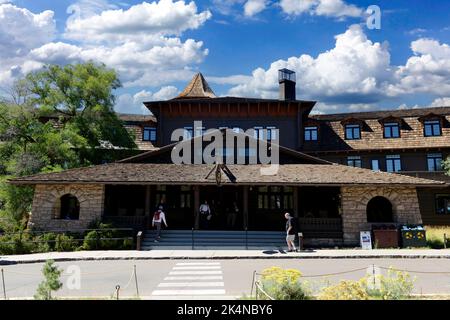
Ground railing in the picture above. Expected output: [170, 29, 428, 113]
[102, 216, 149, 230]
[298, 218, 343, 238]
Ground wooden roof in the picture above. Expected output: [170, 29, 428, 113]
[175, 73, 216, 99]
[8, 163, 444, 186]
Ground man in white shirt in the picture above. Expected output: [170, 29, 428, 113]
[152, 209, 168, 242]
[199, 200, 211, 229]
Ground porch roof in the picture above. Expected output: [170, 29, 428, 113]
[8, 163, 445, 187]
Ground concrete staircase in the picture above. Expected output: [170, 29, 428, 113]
[141, 230, 288, 250]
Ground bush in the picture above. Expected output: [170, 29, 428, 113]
[55, 234, 78, 252]
[36, 232, 57, 252]
[34, 260, 63, 300]
[319, 280, 369, 300]
[365, 267, 415, 300]
[426, 226, 450, 249]
[0, 231, 33, 255]
[259, 267, 311, 300]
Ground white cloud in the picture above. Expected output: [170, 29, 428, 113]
[279, 0, 363, 18]
[208, 74, 253, 85]
[388, 38, 450, 96]
[244, 0, 268, 17]
[229, 24, 392, 103]
[115, 86, 179, 113]
[65, 0, 212, 42]
[428, 97, 450, 107]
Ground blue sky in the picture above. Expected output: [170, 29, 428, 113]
[1, 0, 450, 114]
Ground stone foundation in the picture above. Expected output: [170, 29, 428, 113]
[29, 184, 105, 231]
[341, 186, 422, 245]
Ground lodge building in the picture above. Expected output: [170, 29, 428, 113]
[10, 70, 450, 247]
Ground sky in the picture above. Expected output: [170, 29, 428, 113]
[0, 0, 449, 115]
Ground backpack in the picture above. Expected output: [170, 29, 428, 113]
[153, 211, 161, 221]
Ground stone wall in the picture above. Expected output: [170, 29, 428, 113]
[341, 186, 422, 245]
[29, 184, 105, 231]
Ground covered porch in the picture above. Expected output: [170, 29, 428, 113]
[102, 184, 343, 240]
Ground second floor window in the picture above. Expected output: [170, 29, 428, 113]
[267, 127, 277, 141]
[436, 194, 450, 215]
[384, 122, 400, 138]
[254, 127, 264, 140]
[347, 156, 362, 168]
[386, 155, 402, 172]
[424, 120, 441, 137]
[371, 159, 380, 171]
[143, 127, 156, 142]
[345, 124, 361, 140]
[304, 126, 318, 141]
[184, 127, 193, 140]
[427, 153, 443, 171]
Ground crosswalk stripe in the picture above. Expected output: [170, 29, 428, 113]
[164, 276, 223, 281]
[152, 289, 226, 296]
[169, 271, 222, 275]
[173, 266, 221, 270]
[158, 282, 224, 287]
[176, 262, 220, 266]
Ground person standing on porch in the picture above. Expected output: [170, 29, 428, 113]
[152, 209, 168, 242]
[227, 201, 239, 229]
[285, 212, 297, 252]
[199, 200, 211, 229]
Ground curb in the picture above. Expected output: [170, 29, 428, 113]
[2, 254, 450, 265]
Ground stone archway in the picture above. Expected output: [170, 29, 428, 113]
[366, 196, 394, 223]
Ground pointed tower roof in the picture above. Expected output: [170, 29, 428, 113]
[175, 73, 216, 99]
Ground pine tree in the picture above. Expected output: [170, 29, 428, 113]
[34, 260, 63, 300]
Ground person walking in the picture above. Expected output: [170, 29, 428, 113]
[227, 201, 239, 229]
[285, 212, 298, 252]
[152, 208, 168, 242]
[199, 200, 211, 229]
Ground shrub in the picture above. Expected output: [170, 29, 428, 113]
[318, 280, 369, 300]
[0, 231, 33, 255]
[34, 260, 63, 300]
[259, 267, 311, 300]
[426, 226, 450, 249]
[365, 267, 415, 300]
[55, 234, 78, 252]
[36, 232, 57, 252]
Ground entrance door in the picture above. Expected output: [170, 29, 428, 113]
[199, 186, 243, 230]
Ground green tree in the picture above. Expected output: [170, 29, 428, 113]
[444, 157, 450, 176]
[34, 260, 63, 300]
[25, 61, 136, 163]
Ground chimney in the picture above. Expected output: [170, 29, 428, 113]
[278, 68, 296, 101]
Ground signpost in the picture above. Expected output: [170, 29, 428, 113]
[360, 231, 373, 250]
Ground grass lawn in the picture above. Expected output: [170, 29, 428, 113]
[425, 226, 450, 249]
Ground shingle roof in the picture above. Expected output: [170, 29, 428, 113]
[175, 73, 217, 99]
[8, 163, 445, 186]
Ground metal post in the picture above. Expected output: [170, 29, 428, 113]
[372, 264, 376, 288]
[115, 285, 120, 300]
[298, 232, 304, 251]
[134, 265, 139, 297]
[136, 231, 142, 251]
[1, 269, 6, 300]
[245, 227, 248, 250]
[192, 228, 194, 250]
[250, 270, 256, 298]
[444, 233, 447, 249]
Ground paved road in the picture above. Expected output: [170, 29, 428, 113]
[1, 259, 450, 299]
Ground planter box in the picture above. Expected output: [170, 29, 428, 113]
[401, 229, 427, 248]
[373, 229, 399, 248]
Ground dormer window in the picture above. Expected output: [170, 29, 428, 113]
[345, 124, 361, 140]
[424, 120, 441, 137]
[143, 127, 157, 142]
[383, 122, 400, 138]
[304, 126, 318, 141]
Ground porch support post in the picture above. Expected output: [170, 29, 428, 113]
[145, 186, 151, 216]
[293, 186, 299, 218]
[243, 186, 249, 230]
[194, 185, 200, 230]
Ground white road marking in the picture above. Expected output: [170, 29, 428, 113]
[173, 266, 221, 270]
[152, 289, 226, 296]
[164, 276, 223, 281]
[158, 282, 224, 287]
[176, 262, 220, 266]
[169, 270, 223, 275]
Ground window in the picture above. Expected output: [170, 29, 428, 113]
[143, 127, 157, 142]
[436, 194, 450, 215]
[427, 153, 443, 171]
[267, 127, 277, 141]
[195, 126, 205, 137]
[304, 126, 318, 141]
[384, 122, 400, 138]
[256, 186, 293, 210]
[371, 159, 380, 171]
[254, 127, 264, 140]
[424, 120, 441, 137]
[184, 127, 193, 140]
[345, 124, 361, 140]
[347, 156, 362, 168]
[386, 155, 402, 172]
[57, 194, 80, 220]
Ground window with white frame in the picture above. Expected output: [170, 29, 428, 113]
[386, 155, 402, 172]
[347, 156, 362, 168]
[304, 126, 318, 141]
[427, 153, 443, 171]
